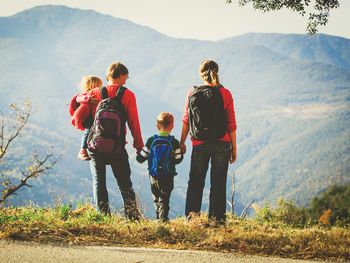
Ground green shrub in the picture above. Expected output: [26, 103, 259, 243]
[309, 184, 350, 226]
[257, 199, 308, 227]
[56, 203, 72, 221]
[257, 184, 350, 227]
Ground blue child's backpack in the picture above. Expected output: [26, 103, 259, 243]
[148, 135, 175, 177]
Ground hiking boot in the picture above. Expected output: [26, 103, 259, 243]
[77, 149, 90, 161]
[159, 217, 169, 223]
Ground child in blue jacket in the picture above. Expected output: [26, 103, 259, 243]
[137, 112, 183, 222]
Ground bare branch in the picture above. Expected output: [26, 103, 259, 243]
[0, 117, 4, 151]
[231, 170, 235, 214]
[226, 170, 236, 214]
[0, 153, 58, 205]
[0, 101, 32, 160]
[0, 100, 60, 207]
[240, 200, 255, 219]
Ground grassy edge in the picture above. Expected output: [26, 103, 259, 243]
[0, 205, 349, 261]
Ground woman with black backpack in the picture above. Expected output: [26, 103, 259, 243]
[180, 59, 237, 224]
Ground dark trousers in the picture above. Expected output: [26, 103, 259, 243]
[185, 141, 230, 221]
[89, 148, 140, 220]
[149, 175, 174, 221]
[80, 128, 90, 149]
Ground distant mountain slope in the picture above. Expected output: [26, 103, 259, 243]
[0, 5, 349, 216]
[222, 33, 350, 70]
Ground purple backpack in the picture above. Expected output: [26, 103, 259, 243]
[87, 86, 126, 156]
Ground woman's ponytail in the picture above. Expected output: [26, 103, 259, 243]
[199, 60, 220, 86]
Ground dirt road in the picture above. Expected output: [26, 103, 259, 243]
[0, 240, 324, 263]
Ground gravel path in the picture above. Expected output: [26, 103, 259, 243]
[0, 240, 324, 263]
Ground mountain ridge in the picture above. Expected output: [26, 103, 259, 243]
[221, 33, 350, 70]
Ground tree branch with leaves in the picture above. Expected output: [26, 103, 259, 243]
[0, 101, 31, 160]
[0, 100, 58, 207]
[1, 153, 57, 205]
[226, 0, 340, 34]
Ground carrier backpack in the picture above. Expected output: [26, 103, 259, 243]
[87, 86, 126, 155]
[188, 85, 226, 141]
[148, 135, 175, 177]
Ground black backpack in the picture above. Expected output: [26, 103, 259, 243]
[188, 85, 226, 141]
[87, 86, 127, 156]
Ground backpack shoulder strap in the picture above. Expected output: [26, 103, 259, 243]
[216, 84, 223, 90]
[115, 86, 127, 102]
[149, 135, 159, 149]
[194, 85, 209, 90]
[167, 136, 174, 150]
[167, 135, 174, 143]
[194, 85, 212, 92]
[100, 86, 108, 99]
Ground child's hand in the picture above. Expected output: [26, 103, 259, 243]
[90, 97, 99, 106]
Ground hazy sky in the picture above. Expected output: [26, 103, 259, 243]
[1, 0, 349, 40]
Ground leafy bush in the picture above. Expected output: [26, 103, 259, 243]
[309, 184, 350, 226]
[56, 203, 72, 221]
[257, 199, 308, 227]
[257, 184, 350, 227]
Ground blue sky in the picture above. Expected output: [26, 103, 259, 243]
[1, 0, 349, 40]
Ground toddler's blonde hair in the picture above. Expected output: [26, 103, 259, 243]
[81, 75, 103, 92]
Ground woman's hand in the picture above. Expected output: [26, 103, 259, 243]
[180, 143, 186, 154]
[228, 131, 237, 164]
[180, 123, 189, 155]
[229, 148, 236, 164]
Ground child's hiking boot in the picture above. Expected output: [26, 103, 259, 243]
[77, 148, 90, 161]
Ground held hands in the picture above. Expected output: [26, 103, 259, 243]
[135, 148, 144, 164]
[136, 155, 143, 164]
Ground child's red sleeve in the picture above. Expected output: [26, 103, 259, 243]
[73, 104, 91, 130]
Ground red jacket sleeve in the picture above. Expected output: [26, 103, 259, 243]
[221, 87, 237, 132]
[68, 94, 79, 116]
[182, 87, 194, 125]
[123, 90, 144, 152]
[73, 103, 91, 130]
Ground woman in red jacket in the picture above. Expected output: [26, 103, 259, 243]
[180, 59, 237, 223]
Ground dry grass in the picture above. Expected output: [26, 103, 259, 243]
[0, 205, 349, 261]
